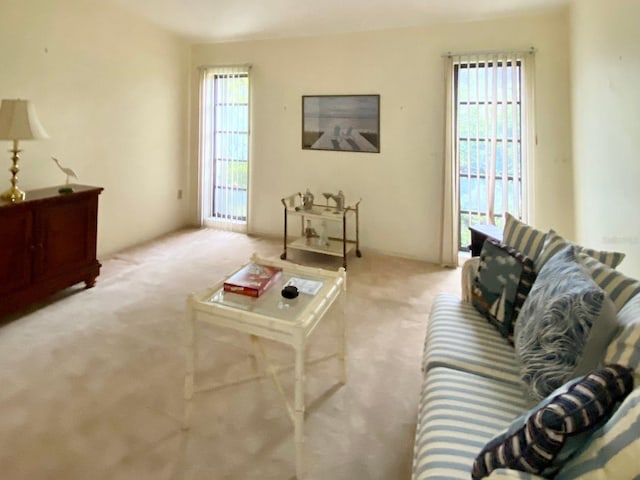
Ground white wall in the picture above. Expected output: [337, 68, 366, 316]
[190, 11, 573, 262]
[570, 0, 640, 278]
[0, 0, 190, 256]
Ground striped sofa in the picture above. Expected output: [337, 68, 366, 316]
[411, 258, 640, 480]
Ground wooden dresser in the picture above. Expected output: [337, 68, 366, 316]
[0, 184, 103, 317]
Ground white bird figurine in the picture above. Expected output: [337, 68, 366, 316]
[51, 156, 78, 185]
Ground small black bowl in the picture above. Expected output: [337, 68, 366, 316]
[281, 285, 299, 299]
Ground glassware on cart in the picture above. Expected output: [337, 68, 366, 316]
[318, 220, 329, 247]
[331, 190, 345, 212]
[304, 220, 317, 246]
[302, 189, 314, 211]
[322, 192, 333, 211]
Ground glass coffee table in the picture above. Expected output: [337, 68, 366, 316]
[183, 254, 347, 478]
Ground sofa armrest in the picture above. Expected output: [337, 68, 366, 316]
[461, 257, 480, 303]
[486, 469, 547, 479]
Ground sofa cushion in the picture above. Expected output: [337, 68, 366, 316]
[604, 293, 640, 388]
[472, 365, 634, 480]
[486, 471, 547, 479]
[472, 239, 536, 338]
[502, 213, 547, 264]
[555, 386, 640, 480]
[576, 251, 640, 311]
[423, 293, 522, 385]
[412, 366, 531, 480]
[514, 246, 619, 401]
[535, 229, 626, 271]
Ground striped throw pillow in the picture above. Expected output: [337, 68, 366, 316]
[576, 251, 640, 311]
[536, 229, 626, 271]
[502, 213, 547, 265]
[472, 365, 635, 480]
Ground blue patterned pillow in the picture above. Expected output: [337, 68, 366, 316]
[514, 245, 620, 400]
[472, 239, 536, 338]
[472, 364, 634, 479]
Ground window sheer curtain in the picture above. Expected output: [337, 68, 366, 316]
[198, 64, 251, 231]
[198, 67, 212, 227]
[439, 50, 536, 267]
[440, 55, 458, 267]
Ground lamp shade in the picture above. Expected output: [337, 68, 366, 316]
[0, 99, 49, 141]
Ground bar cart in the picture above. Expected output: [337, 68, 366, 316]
[280, 192, 362, 269]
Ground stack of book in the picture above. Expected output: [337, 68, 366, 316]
[223, 263, 282, 298]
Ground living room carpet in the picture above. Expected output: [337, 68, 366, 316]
[0, 228, 461, 480]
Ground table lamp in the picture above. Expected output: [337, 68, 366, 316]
[0, 99, 49, 202]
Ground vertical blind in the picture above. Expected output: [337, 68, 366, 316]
[199, 65, 250, 228]
[440, 49, 535, 265]
[454, 52, 528, 228]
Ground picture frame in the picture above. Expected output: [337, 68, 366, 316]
[302, 94, 380, 153]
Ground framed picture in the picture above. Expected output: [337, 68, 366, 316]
[302, 94, 380, 153]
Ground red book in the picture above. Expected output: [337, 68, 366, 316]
[223, 263, 282, 298]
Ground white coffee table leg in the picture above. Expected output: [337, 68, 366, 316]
[183, 304, 196, 430]
[294, 340, 306, 478]
[337, 291, 347, 384]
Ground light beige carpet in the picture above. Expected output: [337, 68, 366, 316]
[0, 228, 461, 480]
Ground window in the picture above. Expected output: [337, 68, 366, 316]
[199, 66, 250, 229]
[452, 53, 534, 251]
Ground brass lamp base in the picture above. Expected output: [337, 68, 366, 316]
[2, 143, 25, 203]
[1, 186, 26, 202]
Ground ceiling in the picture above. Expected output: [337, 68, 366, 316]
[105, 0, 569, 44]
